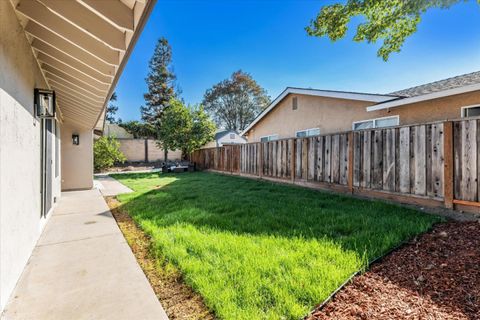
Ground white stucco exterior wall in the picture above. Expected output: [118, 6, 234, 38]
[61, 123, 93, 191]
[0, 1, 61, 311]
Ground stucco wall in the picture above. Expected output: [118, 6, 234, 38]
[245, 94, 372, 141]
[118, 139, 182, 162]
[61, 123, 93, 191]
[369, 90, 480, 124]
[0, 0, 61, 310]
[245, 91, 480, 142]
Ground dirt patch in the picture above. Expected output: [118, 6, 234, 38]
[106, 197, 214, 320]
[307, 221, 480, 320]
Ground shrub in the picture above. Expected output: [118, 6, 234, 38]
[94, 136, 126, 172]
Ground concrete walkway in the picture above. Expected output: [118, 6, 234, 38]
[2, 189, 168, 320]
[94, 175, 134, 196]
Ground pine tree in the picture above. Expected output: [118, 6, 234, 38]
[141, 37, 177, 125]
[106, 92, 120, 124]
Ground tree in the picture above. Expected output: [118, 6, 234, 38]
[140, 37, 177, 124]
[306, 0, 478, 61]
[157, 99, 215, 160]
[93, 136, 126, 172]
[106, 92, 120, 124]
[119, 121, 156, 139]
[202, 70, 270, 131]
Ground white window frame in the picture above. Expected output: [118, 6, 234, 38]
[295, 127, 320, 138]
[461, 104, 480, 118]
[352, 115, 399, 130]
[260, 134, 279, 142]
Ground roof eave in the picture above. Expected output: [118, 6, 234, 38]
[367, 83, 480, 112]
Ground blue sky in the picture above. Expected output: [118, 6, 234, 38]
[114, 0, 480, 121]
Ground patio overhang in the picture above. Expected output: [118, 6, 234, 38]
[10, 0, 156, 131]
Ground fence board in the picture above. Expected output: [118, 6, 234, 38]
[431, 123, 444, 198]
[453, 121, 463, 199]
[308, 137, 316, 180]
[461, 120, 477, 201]
[340, 134, 348, 185]
[317, 136, 324, 182]
[331, 135, 340, 183]
[362, 131, 371, 188]
[353, 132, 361, 187]
[324, 135, 331, 182]
[414, 125, 426, 195]
[399, 127, 410, 193]
[383, 128, 396, 191]
[372, 130, 383, 189]
[296, 139, 302, 178]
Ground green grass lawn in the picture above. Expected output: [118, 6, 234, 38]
[113, 172, 441, 320]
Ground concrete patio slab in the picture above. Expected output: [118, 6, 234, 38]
[95, 175, 134, 196]
[1, 189, 168, 320]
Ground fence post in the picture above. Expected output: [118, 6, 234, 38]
[259, 143, 263, 178]
[144, 139, 148, 163]
[443, 121, 454, 209]
[291, 138, 296, 183]
[348, 131, 354, 193]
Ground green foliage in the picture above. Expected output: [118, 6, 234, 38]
[106, 92, 120, 124]
[141, 37, 178, 125]
[119, 120, 156, 139]
[157, 99, 216, 156]
[306, 0, 473, 61]
[93, 136, 126, 172]
[114, 172, 441, 319]
[202, 70, 271, 131]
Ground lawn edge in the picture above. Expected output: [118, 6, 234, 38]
[105, 196, 215, 320]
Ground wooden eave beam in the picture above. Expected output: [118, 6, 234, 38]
[47, 79, 104, 105]
[56, 93, 101, 112]
[43, 67, 107, 97]
[25, 21, 118, 66]
[78, 0, 134, 31]
[40, 61, 110, 90]
[56, 93, 100, 112]
[46, 72, 105, 99]
[59, 103, 98, 119]
[16, 0, 121, 63]
[37, 0, 126, 51]
[37, 52, 112, 84]
[32, 39, 115, 77]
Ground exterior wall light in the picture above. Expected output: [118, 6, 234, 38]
[72, 134, 80, 145]
[34, 88, 56, 118]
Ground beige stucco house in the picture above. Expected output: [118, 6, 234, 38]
[242, 72, 480, 142]
[202, 129, 247, 149]
[0, 0, 155, 312]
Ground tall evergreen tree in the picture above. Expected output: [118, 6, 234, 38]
[141, 37, 177, 124]
[106, 92, 120, 124]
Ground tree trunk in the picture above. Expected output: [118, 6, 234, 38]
[164, 148, 168, 162]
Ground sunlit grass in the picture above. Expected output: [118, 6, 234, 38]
[113, 172, 441, 320]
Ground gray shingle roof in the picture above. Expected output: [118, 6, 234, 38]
[390, 71, 480, 97]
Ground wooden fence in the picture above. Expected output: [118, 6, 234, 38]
[191, 120, 480, 213]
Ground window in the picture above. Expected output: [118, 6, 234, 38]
[296, 128, 320, 138]
[230, 133, 235, 139]
[461, 105, 480, 118]
[260, 134, 278, 142]
[353, 116, 399, 130]
[292, 97, 298, 110]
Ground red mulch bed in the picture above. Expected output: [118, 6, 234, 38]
[307, 221, 480, 320]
